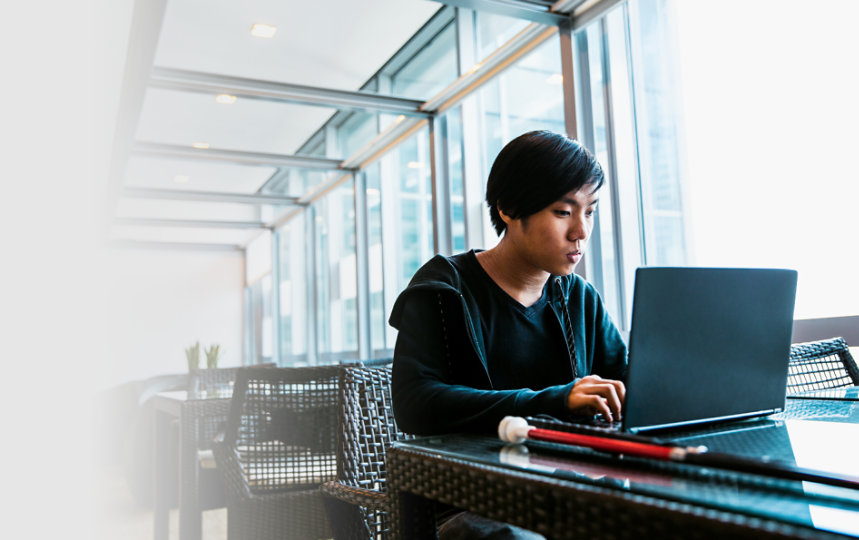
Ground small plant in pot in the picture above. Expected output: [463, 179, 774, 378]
[185, 341, 201, 372]
[205, 344, 221, 369]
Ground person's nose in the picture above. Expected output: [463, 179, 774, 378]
[568, 214, 588, 242]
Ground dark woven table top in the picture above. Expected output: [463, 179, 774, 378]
[388, 399, 859, 539]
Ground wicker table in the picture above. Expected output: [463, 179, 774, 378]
[153, 389, 232, 540]
[387, 398, 859, 539]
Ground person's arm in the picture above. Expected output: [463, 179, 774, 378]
[564, 281, 629, 421]
[391, 291, 573, 435]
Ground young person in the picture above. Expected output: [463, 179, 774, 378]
[390, 130, 628, 437]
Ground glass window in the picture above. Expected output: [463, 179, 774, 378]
[365, 162, 388, 354]
[313, 180, 359, 362]
[445, 107, 466, 252]
[628, 0, 687, 271]
[572, 6, 646, 327]
[277, 214, 308, 365]
[459, 34, 567, 250]
[338, 110, 379, 158]
[629, 0, 859, 319]
[392, 21, 458, 99]
[378, 128, 434, 347]
[475, 11, 530, 59]
[244, 274, 273, 365]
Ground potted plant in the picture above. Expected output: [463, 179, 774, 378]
[185, 341, 200, 372]
[205, 344, 221, 369]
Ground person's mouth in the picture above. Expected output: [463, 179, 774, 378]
[567, 250, 582, 264]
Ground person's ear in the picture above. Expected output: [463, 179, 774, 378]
[497, 206, 515, 226]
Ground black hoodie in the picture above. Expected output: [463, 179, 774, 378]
[389, 251, 628, 435]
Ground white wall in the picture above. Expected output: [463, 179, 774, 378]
[97, 247, 245, 390]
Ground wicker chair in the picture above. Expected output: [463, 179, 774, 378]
[322, 365, 413, 539]
[213, 365, 342, 540]
[787, 337, 859, 395]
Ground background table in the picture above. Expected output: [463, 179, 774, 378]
[152, 389, 232, 540]
[387, 398, 859, 539]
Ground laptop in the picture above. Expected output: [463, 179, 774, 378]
[619, 267, 798, 433]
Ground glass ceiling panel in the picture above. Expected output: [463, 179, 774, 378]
[124, 155, 276, 194]
[135, 88, 339, 156]
[153, 0, 441, 92]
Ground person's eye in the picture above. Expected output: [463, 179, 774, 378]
[585, 208, 596, 218]
[554, 209, 571, 217]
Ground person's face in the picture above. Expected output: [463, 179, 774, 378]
[501, 186, 599, 276]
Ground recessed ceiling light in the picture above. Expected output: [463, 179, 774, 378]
[251, 23, 277, 38]
[215, 94, 237, 104]
[546, 73, 564, 85]
[192, 142, 210, 149]
[173, 175, 190, 184]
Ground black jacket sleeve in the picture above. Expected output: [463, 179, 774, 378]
[391, 290, 574, 436]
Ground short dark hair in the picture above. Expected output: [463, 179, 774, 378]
[486, 130, 604, 236]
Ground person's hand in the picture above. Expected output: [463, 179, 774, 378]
[566, 374, 626, 422]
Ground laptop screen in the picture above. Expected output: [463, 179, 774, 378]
[622, 267, 798, 433]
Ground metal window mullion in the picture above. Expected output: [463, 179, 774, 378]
[598, 16, 627, 327]
[573, 30, 601, 286]
[379, 152, 400, 350]
[306, 207, 319, 365]
[559, 19, 579, 140]
[353, 171, 372, 359]
[271, 230, 282, 366]
[429, 115, 453, 255]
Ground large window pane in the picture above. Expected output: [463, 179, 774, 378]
[636, 0, 859, 319]
[476, 11, 530, 59]
[379, 129, 434, 346]
[314, 181, 358, 362]
[278, 214, 308, 365]
[392, 21, 458, 99]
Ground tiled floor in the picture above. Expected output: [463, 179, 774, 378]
[94, 464, 226, 540]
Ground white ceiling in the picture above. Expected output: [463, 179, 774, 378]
[116, 0, 442, 247]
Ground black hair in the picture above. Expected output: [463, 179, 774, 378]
[485, 130, 604, 236]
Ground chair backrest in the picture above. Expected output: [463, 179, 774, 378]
[787, 337, 859, 395]
[223, 365, 342, 494]
[337, 366, 412, 492]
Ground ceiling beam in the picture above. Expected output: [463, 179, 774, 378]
[429, 0, 569, 26]
[132, 141, 348, 171]
[121, 187, 304, 206]
[114, 217, 269, 229]
[107, 239, 244, 252]
[149, 67, 432, 117]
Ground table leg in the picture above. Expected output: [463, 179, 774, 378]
[153, 409, 170, 540]
[178, 410, 202, 540]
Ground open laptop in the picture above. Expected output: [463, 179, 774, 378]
[618, 267, 798, 433]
